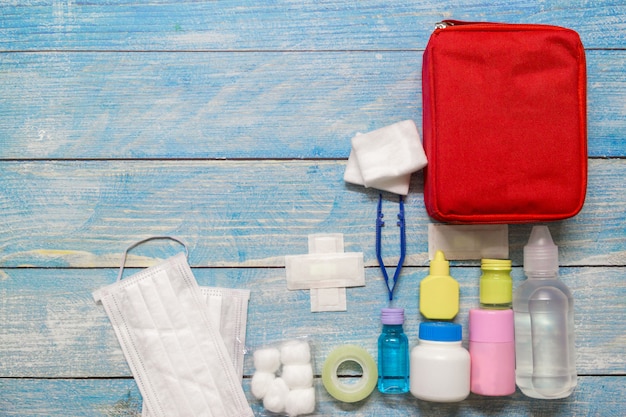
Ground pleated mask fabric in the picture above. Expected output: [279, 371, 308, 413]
[141, 286, 251, 417]
[93, 252, 253, 417]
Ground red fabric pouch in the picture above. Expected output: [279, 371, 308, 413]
[422, 21, 587, 224]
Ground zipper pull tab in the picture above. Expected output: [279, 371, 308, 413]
[435, 21, 454, 29]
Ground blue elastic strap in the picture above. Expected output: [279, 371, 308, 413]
[376, 194, 406, 301]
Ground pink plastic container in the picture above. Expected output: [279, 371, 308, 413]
[469, 308, 516, 396]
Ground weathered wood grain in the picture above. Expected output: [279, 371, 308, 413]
[1, 1, 624, 415]
[0, 1, 623, 51]
[0, 159, 624, 268]
[0, 266, 623, 377]
[0, 51, 624, 159]
[1, 376, 624, 416]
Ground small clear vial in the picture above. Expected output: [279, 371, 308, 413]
[377, 308, 409, 394]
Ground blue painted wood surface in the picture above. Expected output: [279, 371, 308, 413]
[0, 51, 624, 158]
[0, 1, 625, 416]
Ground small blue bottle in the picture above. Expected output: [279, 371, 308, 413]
[377, 308, 409, 394]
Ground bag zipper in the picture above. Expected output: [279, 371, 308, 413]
[434, 21, 453, 29]
[434, 20, 565, 31]
[435, 20, 483, 29]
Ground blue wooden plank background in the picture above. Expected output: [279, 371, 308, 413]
[0, 51, 624, 158]
[0, 1, 625, 416]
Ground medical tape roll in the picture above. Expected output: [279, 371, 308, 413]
[322, 345, 378, 403]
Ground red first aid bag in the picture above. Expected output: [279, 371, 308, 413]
[422, 21, 587, 224]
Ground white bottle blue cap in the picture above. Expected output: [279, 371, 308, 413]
[419, 322, 462, 342]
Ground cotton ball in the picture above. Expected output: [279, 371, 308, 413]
[251, 371, 276, 399]
[285, 387, 316, 417]
[280, 340, 311, 365]
[281, 363, 314, 389]
[263, 377, 290, 414]
[254, 347, 281, 373]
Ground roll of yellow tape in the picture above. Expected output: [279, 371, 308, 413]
[322, 345, 378, 403]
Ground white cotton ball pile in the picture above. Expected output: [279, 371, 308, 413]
[281, 364, 313, 389]
[285, 387, 316, 417]
[253, 347, 281, 373]
[251, 371, 276, 399]
[263, 377, 290, 413]
[252, 339, 316, 416]
[280, 339, 311, 365]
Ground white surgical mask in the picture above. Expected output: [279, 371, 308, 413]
[201, 286, 250, 380]
[141, 286, 251, 417]
[93, 238, 253, 417]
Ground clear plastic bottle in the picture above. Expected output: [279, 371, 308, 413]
[377, 308, 409, 394]
[513, 225, 576, 399]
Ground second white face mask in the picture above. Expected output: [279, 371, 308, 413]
[94, 252, 253, 417]
[142, 286, 251, 417]
[201, 286, 250, 380]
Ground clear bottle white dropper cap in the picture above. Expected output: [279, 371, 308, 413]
[523, 226, 559, 275]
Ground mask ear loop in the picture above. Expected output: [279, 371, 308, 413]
[117, 236, 189, 281]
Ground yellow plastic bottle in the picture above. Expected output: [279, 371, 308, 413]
[479, 258, 513, 309]
[420, 250, 459, 320]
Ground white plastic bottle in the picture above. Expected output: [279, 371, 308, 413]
[409, 322, 470, 402]
[513, 225, 576, 399]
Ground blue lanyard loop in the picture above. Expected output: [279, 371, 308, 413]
[375, 194, 406, 301]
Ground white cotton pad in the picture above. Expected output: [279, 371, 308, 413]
[253, 347, 281, 373]
[344, 137, 413, 195]
[351, 119, 427, 186]
[263, 377, 290, 414]
[344, 147, 366, 186]
[366, 173, 412, 196]
[280, 340, 311, 365]
[251, 371, 276, 399]
[285, 387, 316, 417]
[282, 363, 314, 389]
